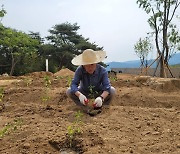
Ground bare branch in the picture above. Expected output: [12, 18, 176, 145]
[168, 0, 180, 24]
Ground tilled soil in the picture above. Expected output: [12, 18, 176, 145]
[0, 70, 180, 154]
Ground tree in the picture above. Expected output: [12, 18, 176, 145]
[137, 0, 180, 77]
[134, 37, 152, 73]
[28, 31, 45, 44]
[46, 22, 103, 71]
[0, 4, 6, 23]
[0, 25, 40, 75]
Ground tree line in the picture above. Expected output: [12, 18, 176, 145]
[0, 22, 102, 76]
[1, 1, 180, 77]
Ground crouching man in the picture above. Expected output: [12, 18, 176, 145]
[66, 49, 116, 115]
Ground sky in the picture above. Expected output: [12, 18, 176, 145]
[1, 0, 180, 62]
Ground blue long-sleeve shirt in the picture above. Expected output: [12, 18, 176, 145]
[70, 64, 111, 94]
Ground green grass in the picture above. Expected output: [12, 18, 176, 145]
[170, 64, 180, 68]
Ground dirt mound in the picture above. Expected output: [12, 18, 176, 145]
[133, 75, 180, 92]
[54, 68, 74, 77]
[145, 77, 180, 92]
[25, 71, 54, 78]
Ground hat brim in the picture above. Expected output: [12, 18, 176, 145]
[71, 50, 106, 66]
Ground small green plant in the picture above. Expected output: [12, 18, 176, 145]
[55, 76, 64, 80]
[41, 95, 51, 102]
[109, 76, 117, 82]
[67, 110, 83, 148]
[43, 75, 51, 87]
[66, 76, 72, 87]
[87, 85, 99, 108]
[41, 87, 51, 102]
[0, 124, 11, 137]
[41, 77, 51, 103]
[0, 118, 23, 138]
[23, 78, 32, 87]
[88, 85, 98, 99]
[0, 87, 4, 102]
[75, 110, 83, 124]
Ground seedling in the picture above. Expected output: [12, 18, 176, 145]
[67, 110, 83, 148]
[66, 76, 72, 87]
[74, 110, 83, 124]
[43, 75, 51, 87]
[86, 85, 99, 108]
[23, 78, 32, 87]
[0, 118, 23, 138]
[42, 76, 51, 102]
[55, 76, 64, 80]
[88, 85, 98, 99]
[41, 95, 51, 102]
[0, 87, 4, 102]
[109, 76, 117, 82]
[41, 82, 51, 103]
[0, 124, 11, 137]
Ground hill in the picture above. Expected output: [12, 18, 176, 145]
[170, 64, 180, 68]
[106, 52, 180, 71]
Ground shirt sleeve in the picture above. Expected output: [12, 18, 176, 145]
[70, 66, 82, 94]
[101, 67, 111, 93]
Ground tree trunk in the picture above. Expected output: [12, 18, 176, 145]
[160, 0, 168, 78]
[58, 55, 65, 70]
[9, 51, 18, 76]
[160, 55, 165, 77]
[10, 58, 16, 76]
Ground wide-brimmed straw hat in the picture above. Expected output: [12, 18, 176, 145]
[71, 49, 106, 66]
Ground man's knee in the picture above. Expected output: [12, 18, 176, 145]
[110, 86, 116, 96]
[66, 87, 71, 97]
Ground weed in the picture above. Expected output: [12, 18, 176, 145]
[0, 118, 23, 138]
[75, 110, 83, 124]
[55, 76, 64, 80]
[23, 78, 32, 86]
[41, 95, 51, 102]
[66, 76, 72, 87]
[0, 87, 4, 102]
[109, 76, 117, 82]
[67, 125, 76, 148]
[44, 75, 51, 87]
[67, 110, 83, 148]
[41, 86, 51, 102]
[0, 124, 11, 137]
[42, 76, 51, 102]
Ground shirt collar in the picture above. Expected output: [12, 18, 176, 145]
[82, 64, 99, 75]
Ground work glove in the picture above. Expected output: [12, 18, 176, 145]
[79, 93, 88, 105]
[93, 96, 103, 108]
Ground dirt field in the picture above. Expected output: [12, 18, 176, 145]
[0, 69, 180, 154]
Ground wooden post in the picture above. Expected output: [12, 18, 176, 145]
[46, 59, 48, 72]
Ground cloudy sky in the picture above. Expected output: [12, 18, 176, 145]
[1, 0, 180, 62]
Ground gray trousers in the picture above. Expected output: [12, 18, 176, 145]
[66, 87, 116, 106]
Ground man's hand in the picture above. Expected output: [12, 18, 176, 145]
[93, 97, 103, 108]
[78, 93, 88, 105]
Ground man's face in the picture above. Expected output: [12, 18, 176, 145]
[83, 64, 97, 74]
